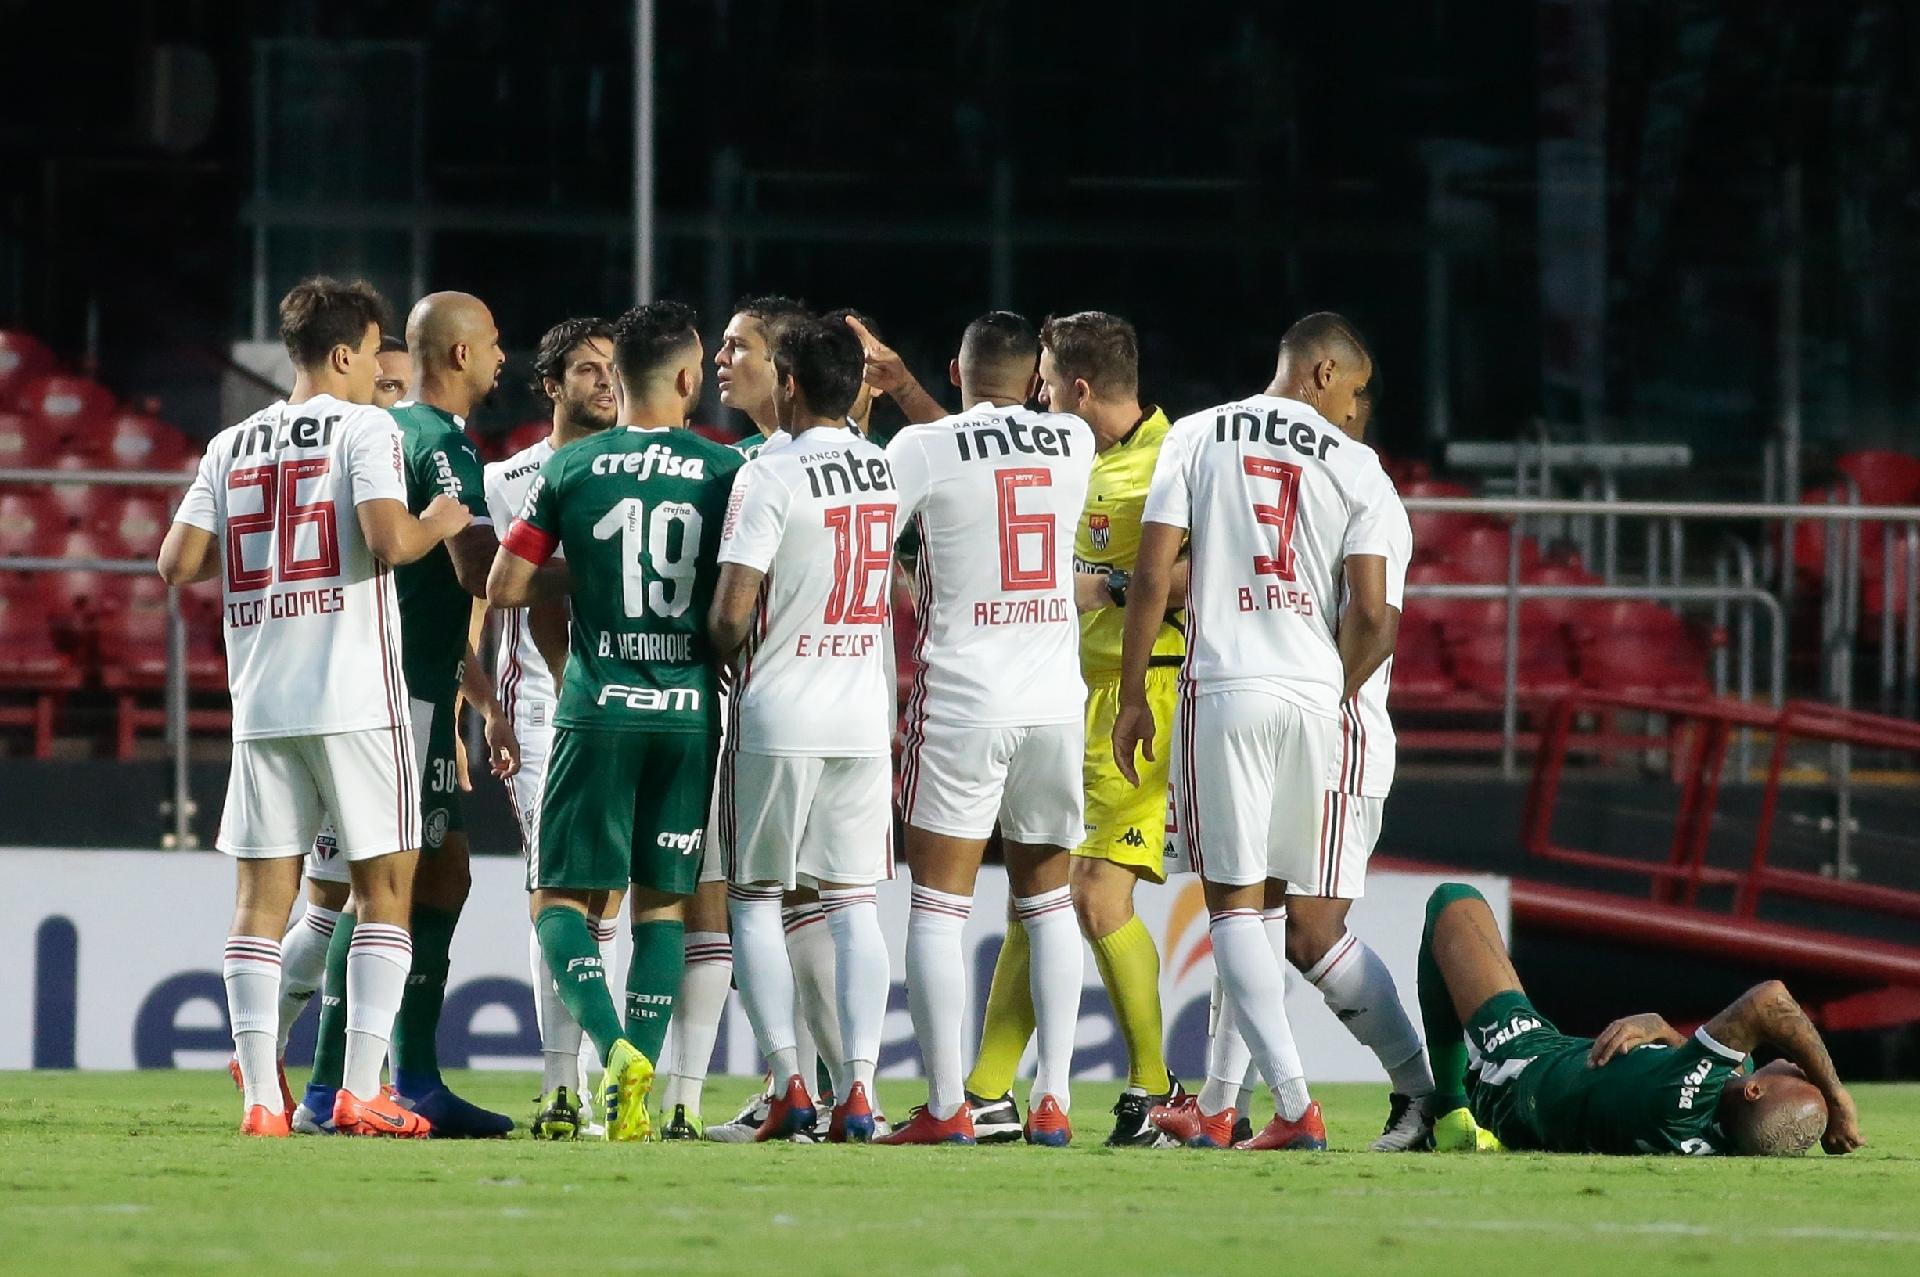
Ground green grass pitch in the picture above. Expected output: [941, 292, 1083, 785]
[2, 1072, 1916, 1277]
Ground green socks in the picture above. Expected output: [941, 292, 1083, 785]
[536, 905, 626, 1064]
[1418, 883, 1487, 1114]
[624, 919, 684, 1063]
[307, 912, 355, 1091]
[391, 904, 459, 1092]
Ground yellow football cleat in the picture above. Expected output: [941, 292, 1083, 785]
[599, 1039, 655, 1142]
[1433, 1106, 1504, 1153]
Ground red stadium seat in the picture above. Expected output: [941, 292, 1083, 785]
[90, 492, 174, 560]
[1441, 523, 1543, 581]
[0, 492, 70, 557]
[39, 531, 131, 626]
[1521, 561, 1602, 629]
[1570, 600, 1710, 697]
[95, 575, 227, 758]
[1384, 618, 1459, 705]
[93, 412, 193, 472]
[1450, 627, 1579, 700]
[14, 374, 116, 439]
[1402, 478, 1496, 561]
[0, 410, 67, 471]
[0, 579, 83, 757]
[0, 331, 57, 407]
[1834, 450, 1920, 506]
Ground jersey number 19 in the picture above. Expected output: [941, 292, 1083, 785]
[592, 498, 702, 618]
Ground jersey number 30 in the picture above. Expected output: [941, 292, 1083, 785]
[1243, 456, 1303, 580]
[592, 498, 702, 618]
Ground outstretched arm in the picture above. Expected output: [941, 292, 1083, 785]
[1702, 980, 1863, 1154]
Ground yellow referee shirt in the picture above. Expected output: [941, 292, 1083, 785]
[1074, 406, 1186, 681]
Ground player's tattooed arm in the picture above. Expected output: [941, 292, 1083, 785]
[486, 545, 573, 607]
[845, 315, 945, 425]
[708, 563, 765, 662]
[1703, 980, 1864, 1154]
[1586, 1013, 1687, 1066]
[361, 494, 473, 566]
[448, 524, 502, 599]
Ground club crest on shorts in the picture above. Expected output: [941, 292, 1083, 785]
[1088, 512, 1111, 550]
[424, 808, 449, 849]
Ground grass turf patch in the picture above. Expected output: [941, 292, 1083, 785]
[1, 1072, 1915, 1277]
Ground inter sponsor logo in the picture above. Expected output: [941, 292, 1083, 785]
[595, 683, 701, 712]
[231, 412, 339, 459]
[800, 451, 893, 499]
[952, 416, 1076, 462]
[1212, 408, 1342, 461]
[591, 444, 706, 481]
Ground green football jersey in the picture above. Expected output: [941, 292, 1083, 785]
[514, 425, 744, 735]
[390, 402, 491, 702]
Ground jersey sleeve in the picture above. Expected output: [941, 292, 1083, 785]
[482, 464, 514, 529]
[885, 428, 935, 524]
[343, 410, 409, 508]
[1631, 1029, 1746, 1155]
[1343, 463, 1408, 565]
[172, 444, 220, 532]
[501, 456, 564, 566]
[717, 460, 792, 573]
[437, 437, 493, 525]
[1141, 417, 1200, 530]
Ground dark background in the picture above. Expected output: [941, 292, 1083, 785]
[5, 0, 1918, 472]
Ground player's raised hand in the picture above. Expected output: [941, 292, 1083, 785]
[844, 315, 911, 394]
[484, 706, 521, 779]
[1111, 701, 1155, 787]
[421, 492, 473, 539]
[1586, 1012, 1676, 1067]
[1822, 1085, 1865, 1154]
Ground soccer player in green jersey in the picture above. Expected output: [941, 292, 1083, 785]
[298, 291, 519, 1139]
[489, 299, 745, 1141]
[1418, 882, 1865, 1156]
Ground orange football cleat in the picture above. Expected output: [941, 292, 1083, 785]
[241, 1104, 291, 1137]
[754, 1074, 818, 1142]
[229, 1055, 296, 1121]
[1152, 1094, 1238, 1149]
[1023, 1094, 1072, 1146]
[332, 1088, 432, 1139]
[876, 1102, 977, 1145]
[1234, 1100, 1328, 1151]
[828, 1081, 876, 1143]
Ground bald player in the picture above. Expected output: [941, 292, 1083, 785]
[297, 291, 518, 1139]
[1414, 882, 1864, 1157]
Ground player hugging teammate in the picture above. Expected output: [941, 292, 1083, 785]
[178, 278, 1865, 1159]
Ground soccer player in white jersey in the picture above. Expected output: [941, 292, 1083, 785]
[483, 317, 620, 1136]
[709, 314, 900, 1142]
[1114, 312, 1401, 1152]
[158, 277, 472, 1138]
[1172, 388, 1434, 1151]
[875, 312, 1094, 1147]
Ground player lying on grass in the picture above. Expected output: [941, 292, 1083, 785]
[1417, 882, 1865, 1156]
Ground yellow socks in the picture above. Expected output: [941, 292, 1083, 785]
[964, 922, 1035, 1099]
[1091, 915, 1170, 1093]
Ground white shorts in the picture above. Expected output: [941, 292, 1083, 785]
[699, 760, 729, 885]
[504, 700, 555, 864]
[303, 699, 432, 881]
[899, 719, 1084, 846]
[1165, 687, 1330, 888]
[1287, 792, 1384, 898]
[719, 751, 893, 890]
[222, 723, 420, 862]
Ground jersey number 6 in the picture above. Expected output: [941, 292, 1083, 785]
[995, 467, 1057, 591]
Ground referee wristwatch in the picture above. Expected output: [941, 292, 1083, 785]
[1105, 569, 1131, 609]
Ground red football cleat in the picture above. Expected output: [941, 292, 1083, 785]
[1234, 1100, 1328, 1151]
[241, 1104, 291, 1137]
[228, 1055, 296, 1121]
[828, 1081, 876, 1143]
[1152, 1095, 1237, 1149]
[1023, 1094, 1072, 1146]
[332, 1088, 432, 1138]
[875, 1102, 977, 1145]
[754, 1074, 818, 1142]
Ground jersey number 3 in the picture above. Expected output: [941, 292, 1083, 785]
[1243, 456, 1302, 580]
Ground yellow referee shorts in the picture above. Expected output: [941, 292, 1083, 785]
[1076, 665, 1180, 884]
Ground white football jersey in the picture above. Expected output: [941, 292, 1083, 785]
[1143, 393, 1403, 720]
[484, 437, 558, 716]
[173, 395, 411, 740]
[718, 425, 899, 756]
[1329, 484, 1411, 798]
[888, 403, 1094, 727]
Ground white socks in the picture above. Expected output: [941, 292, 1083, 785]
[342, 922, 412, 1100]
[274, 903, 340, 1056]
[820, 887, 886, 1097]
[1014, 886, 1080, 1113]
[662, 930, 732, 1113]
[1303, 931, 1433, 1098]
[223, 935, 283, 1111]
[906, 884, 971, 1119]
[785, 901, 844, 1096]
[728, 885, 800, 1081]
[1209, 908, 1310, 1121]
[529, 925, 584, 1093]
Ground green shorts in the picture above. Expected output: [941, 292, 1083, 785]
[414, 695, 464, 853]
[1463, 990, 1591, 1152]
[533, 727, 716, 896]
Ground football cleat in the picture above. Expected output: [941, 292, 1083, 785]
[599, 1039, 656, 1143]
[332, 1088, 431, 1138]
[1023, 1094, 1072, 1147]
[1231, 1114, 1253, 1144]
[402, 1085, 514, 1139]
[755, 1074, 818, 1142]
[291, 1097, 337, 1136]
[660, 1103, 704, 1141]
[811, 1092, 837, 1142]
[241, 1103, 291, 1137]
[1151, 1094, 1238, 1149]
[1433, 1106, 1503, 1153]
[531, 1086, 582, 1141]
[1234, 1100, 1329, 1151]
[1106, 1075, 1185, 1147]
[1370, 1092, 1435, 1152]
[875, 1103, 976, 1145]
[828, 1082, 876, 1143]
[706, 1084, 772, 1144]
[966, 1090, 1022, 1144]
[228, 1055, 295, 1121]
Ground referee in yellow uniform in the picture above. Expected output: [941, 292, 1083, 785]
[962, 312, 1188, 1145]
